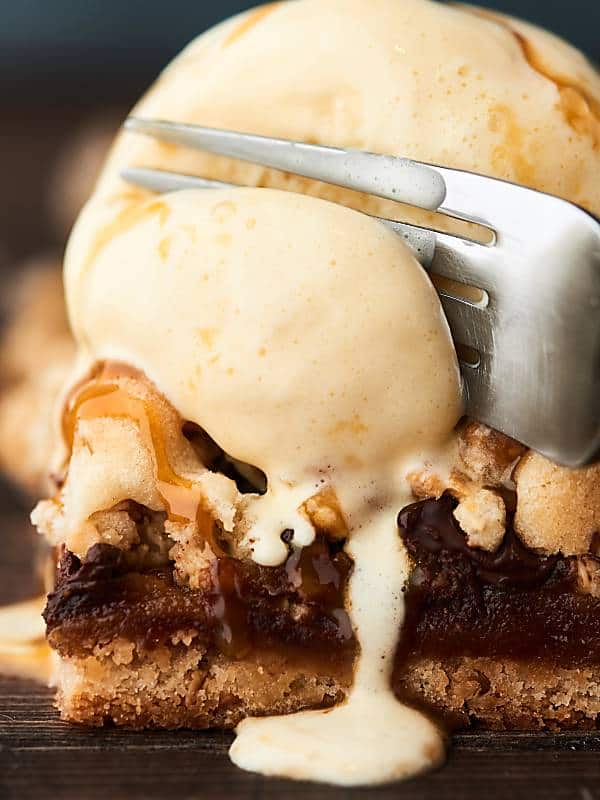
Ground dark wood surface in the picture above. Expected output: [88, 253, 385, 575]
[1, 108, 600, 800]
[2, 668, 600, 800]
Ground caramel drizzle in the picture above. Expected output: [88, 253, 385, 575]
[512, 29, 600, 147]
[461, 5, 600, 146]
[63, 363, 214, 535]
[222, 2, 280, 49]
[81, 199, 171, 282]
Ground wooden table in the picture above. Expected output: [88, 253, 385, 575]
[2, 672, 600, 799]
[1, 108, 599, 800]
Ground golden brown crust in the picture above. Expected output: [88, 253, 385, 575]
[396, 655, 600, 731]
[514, 453, 600, 555]
[55, 640, 349, 729]
[58, 644, 600, 731]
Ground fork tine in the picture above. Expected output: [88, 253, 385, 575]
[121, 166, 437, 266]
[124, 117, 447, 211]
[121, 167, 236, 193]
[429, 233, 499, 292]
[436, 293, 493, 356]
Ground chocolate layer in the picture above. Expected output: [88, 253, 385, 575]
[45, 538, 355, 670]
[395, 495, 600, 667]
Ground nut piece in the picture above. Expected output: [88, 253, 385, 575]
[406, 464, 450, 501]
[453, 488, 506, 552]
[303, 487, 349, 541]
[514, 452, 600, 555]
[458, 421, 526, 485]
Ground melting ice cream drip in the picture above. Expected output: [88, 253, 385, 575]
[221, 128, 453, 787]
[230, 479, 445, 787]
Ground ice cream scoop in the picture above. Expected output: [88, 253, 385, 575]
[67, 185, 461, 561]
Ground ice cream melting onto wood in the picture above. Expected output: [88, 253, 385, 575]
[231, 486, 446, 786]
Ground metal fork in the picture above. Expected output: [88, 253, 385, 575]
[122, 118, 600, 467]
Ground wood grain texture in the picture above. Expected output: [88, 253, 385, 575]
[1, 107, 600, 800]
[1, 674, 600, 800]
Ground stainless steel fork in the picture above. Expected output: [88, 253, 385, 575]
[122, 118, 600, 467]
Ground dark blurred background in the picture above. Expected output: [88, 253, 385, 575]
[1, 0, 597, 105]
[0, 0, 598, 265]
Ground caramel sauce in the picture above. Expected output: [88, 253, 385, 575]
[489, 103, 535, 185]
[96, 361, 145, 383]
[63, 363, 223, 552]
[211, 557, 251, 657]
[222, 2, 280, 49]
[285, 538, 347, 606]
[511, 29, 600, 147]
[208, 536, 352, 657]
[462, 5, 600, 148]
[82, 199, 171, 280]
[46, 542, 354, 664]
[213, 536, 353, 656]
